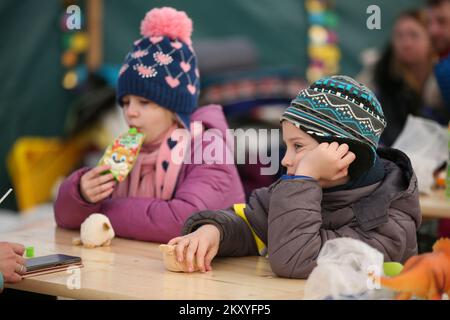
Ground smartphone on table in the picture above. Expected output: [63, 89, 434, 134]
[24, 254, 83, 277]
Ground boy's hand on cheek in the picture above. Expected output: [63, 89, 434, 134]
[80, 165, 117, 204]
[295, 142, 356, 181]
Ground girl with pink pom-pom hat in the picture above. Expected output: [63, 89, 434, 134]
[54, 7, 245, 243]
[118, 7, 198, 129]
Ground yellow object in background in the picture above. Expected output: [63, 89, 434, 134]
[62, 71, 78, 90]
[305, 0, 326, 12]
[305, 0, 340, 83]
[7, 134, 91, 212]
[71, 32, 89, 54]
[308, 45, 341, 63]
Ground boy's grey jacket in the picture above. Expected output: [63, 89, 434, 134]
[182, 147, 422, 279]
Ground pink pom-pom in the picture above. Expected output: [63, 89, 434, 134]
[140, 7, 193, 46]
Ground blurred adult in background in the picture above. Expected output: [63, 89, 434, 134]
[427, 0, 450, 239]
[427, 0, 450, 120]
[358, 9, 445, 146]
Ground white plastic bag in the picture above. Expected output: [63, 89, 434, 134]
[303, 238, 391, 300]
[392, 115, 448, 194]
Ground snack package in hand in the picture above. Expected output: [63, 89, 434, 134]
[98, 128, 145, 182]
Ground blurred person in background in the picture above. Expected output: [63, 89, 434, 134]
[427, 0, 450, 117]
[427, 0, 450, 238]
[358, 9, 446, 146]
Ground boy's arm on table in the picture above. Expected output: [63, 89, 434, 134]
[268, 179, 414, 279]
[181, 187, 271, 257]
[100, 163, 240, 243]
[54, 168, 101, 229]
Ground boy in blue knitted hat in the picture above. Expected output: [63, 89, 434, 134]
[167, 75, 421, 278]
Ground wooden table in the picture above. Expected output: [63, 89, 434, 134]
[419, 189, 450, 219]
[0, 218, 305, 300]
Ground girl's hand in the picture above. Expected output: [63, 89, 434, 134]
[295, 142, 356, 181]
[80, 165, 116, 204]
[167, 224, 221, 273]
[0, 242, 27, 283]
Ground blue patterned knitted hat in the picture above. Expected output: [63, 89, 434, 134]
[281, 75, 387, 177]
[116, 7, 200, 128]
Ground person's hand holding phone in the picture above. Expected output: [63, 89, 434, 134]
[0, 242, 27, 283]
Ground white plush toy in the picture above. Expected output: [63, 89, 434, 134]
[72, 213, 115, 248]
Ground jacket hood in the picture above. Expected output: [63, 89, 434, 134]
[191, 104, 231, 137]
[322, 147, 421, 231]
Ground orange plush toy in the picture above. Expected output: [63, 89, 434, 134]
[380, 238, 450, 300]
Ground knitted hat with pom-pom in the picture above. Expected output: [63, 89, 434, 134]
[117, 7, 200, 128]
